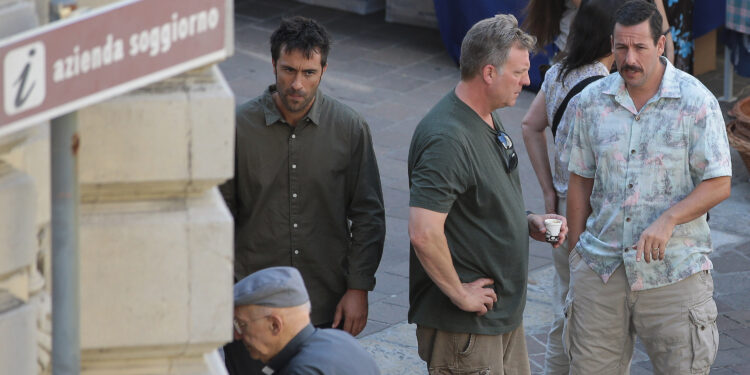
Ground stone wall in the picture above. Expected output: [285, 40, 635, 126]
[0, 0, 236, 373]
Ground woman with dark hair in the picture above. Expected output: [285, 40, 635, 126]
[521, 0, 622, 373]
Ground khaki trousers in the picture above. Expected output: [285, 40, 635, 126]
[416, 324, 531, 375]
[544, 196, 570, 375]
[564, 250, 719, 374]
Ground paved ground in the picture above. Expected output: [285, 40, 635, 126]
[223, 1, 750, 373]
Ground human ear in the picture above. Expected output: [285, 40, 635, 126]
[270, 315, 283, 335]
[482, 64, 495, 84]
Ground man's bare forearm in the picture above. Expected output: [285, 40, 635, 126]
[661, 176, 731, 226]
[408, 208, 465, 302]
[567, 173, 594, 251]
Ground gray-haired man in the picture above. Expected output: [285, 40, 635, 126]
[407, 14, 567, 374]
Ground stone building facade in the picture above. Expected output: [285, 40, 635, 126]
[0, 0, 235, 374]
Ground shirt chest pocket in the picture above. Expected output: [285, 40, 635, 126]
[662, 115, 690, 149]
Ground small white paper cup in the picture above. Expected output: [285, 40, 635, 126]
[544, 219, 562, 237]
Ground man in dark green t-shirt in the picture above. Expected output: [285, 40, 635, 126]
[407, 14, 568, 375]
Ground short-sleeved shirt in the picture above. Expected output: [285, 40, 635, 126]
[407, 90, 529, 335]
[540, 61, 610, 197]
[568, 57, 732, 291]
[266, 324, 380, 375]
[220, 86, 386, 325]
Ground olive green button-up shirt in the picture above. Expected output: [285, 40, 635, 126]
[220, 86, 385, 325]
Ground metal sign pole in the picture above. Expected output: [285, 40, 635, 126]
[50, 111, 80, 375]
[49, 3, 79, 374]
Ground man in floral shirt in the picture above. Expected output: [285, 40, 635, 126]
[565, 1, 732, 374]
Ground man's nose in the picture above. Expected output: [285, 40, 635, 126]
[521, 72, 530, 87]
[291, 73, 304, 90]
[624, 48, 637, 65]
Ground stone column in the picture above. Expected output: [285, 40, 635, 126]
[75, 66, 235, 374]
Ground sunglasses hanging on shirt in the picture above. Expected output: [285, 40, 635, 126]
[495, 130, 518, 172]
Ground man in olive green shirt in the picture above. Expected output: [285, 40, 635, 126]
[220, 15, 384, 343]
[408, 15, 567, 375]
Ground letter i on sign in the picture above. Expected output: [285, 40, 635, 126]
[4, 41, 46, 116]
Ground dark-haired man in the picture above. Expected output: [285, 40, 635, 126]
[220, 16, 385, 374]
[566, 0, 731, 373]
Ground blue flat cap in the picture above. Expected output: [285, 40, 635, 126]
[234, 267, 309, 307]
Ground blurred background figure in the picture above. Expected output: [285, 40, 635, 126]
[522, 0, 581, 59]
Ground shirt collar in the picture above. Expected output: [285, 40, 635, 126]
[262, 85, 323, 127]
[265, 324, 316, 372]
[602, 56, 681, 101]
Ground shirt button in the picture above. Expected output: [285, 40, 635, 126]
[628, 183, 633, 189]
[626, 217, 631, 222]
[635, 115, 640, 121]
[292, 164, 297, 169]
[294, 249, 300, 255]
[292, 193, 298, 198]
[631, 149, 636, 155]
[293, 223, 298, 228]
[291, 134, 296, 139]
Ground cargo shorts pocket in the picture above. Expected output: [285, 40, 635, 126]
[458, 333, 477, 356]
[688, 298, 719, 373]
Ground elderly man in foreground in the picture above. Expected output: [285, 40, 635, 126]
[230, 267, 380, 375]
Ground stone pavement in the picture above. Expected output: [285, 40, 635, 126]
[223, 1, 750, 373]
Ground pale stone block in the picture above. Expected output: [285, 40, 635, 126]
[80, 188, 233, 350]
[81, 347, 221, 375]
[0, 165, 36, 277]
[186, 67, 235, 184]
[0, 1, 37, 36]
[78, 66, 234, 202]
[79, 203, 191, 349]
[2, 123, 51, 228]
[0, 304, 36, 375]
[187, 188, 233, 344]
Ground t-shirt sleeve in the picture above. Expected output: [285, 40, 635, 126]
[689, 96, 733, 183]
[567, 99, 597, 178]
[409, 134, 470, 213]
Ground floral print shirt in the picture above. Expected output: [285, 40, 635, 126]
[567, 57, 732, 291]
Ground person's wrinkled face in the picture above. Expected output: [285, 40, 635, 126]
[273, 46, 326, 114]
[612, 20, 664, 89]
[233, 305, 274, 362]
[493, 45, 530, 108]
